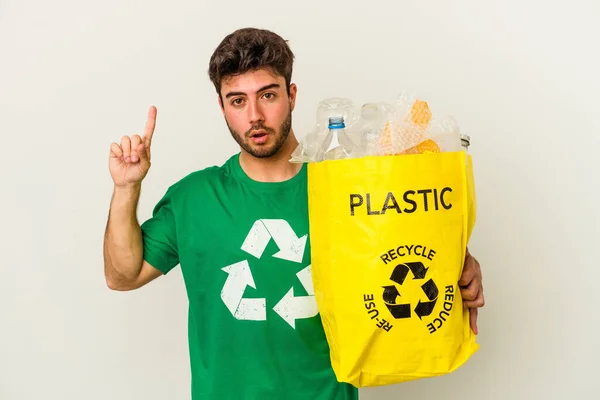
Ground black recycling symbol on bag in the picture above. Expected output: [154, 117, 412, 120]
[382, 262, 439, 319]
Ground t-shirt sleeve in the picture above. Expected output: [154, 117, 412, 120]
[140, 187, 180, 275]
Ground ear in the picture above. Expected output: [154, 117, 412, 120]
[289, 83, 297, 112]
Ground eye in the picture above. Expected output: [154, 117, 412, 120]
[231, 98, 244, 107]
[263, 92, 276, 100]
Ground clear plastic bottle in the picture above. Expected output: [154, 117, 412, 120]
[460, 134, 470, 153]
[460, 134, 471, 165]
[316, 97, 356, 131]
[320, 116, 356, 161]
[359, 103, 381, 157]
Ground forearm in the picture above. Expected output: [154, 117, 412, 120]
[104, 184, 144, 282]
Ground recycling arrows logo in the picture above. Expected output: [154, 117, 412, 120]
[273, 265, 318, 329]
[241, 219, 307, 263]
[382, 261, 439, 320]
[220, 219, 317, 329]
[220, 260, 266, 321]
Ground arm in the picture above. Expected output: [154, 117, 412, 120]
[103, 183, 163, 291]
[104, 105, 162, 291]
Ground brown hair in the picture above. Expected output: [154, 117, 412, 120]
[208, 28, 295, 98]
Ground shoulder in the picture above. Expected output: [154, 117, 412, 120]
[162, 154, 238, 199]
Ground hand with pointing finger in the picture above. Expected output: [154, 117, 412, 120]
[109, 106, 157, 188]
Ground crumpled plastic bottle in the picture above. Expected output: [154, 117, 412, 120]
[315, 97, 358, 132]
[318, 116, 357, 161]
[289, 93, 467, 163]
[358, 102, 394, 157]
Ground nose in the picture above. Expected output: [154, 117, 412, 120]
[247, 99, 265, 125]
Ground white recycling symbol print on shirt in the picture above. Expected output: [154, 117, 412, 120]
[220, 219, 318, 329]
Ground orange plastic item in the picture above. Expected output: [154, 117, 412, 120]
[410, 100, 432, 128]
[378, 121, 394, 156]
[379, 100, 439, 156]
[416, 139, 440, 153]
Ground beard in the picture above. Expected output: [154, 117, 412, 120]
[226, 108, 292, 158]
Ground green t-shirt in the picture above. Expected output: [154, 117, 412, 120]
[140, 153, 358, 400]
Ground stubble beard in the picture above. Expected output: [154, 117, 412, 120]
[226, 109, 292, 159]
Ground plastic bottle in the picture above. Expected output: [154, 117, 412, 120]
[320, 116, 356, 161]
[359, 103, 382, 157]
[460, 134, 470, 153]
[460, 134, 471, 165]
[316, 97, 356, 132]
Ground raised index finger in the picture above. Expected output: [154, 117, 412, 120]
[143, 105, 157, 147]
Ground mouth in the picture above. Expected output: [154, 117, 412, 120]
[250, 130, 269, 144]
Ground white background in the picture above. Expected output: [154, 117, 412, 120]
[1, 0, 599, 399]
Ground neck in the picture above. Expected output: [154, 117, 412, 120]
[239, 130, 302, 182]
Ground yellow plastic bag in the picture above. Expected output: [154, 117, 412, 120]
[307, 150, 479, 387]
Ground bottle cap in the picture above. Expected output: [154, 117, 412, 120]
[328, 116, 345, 129]
[460, 134, 471, 147]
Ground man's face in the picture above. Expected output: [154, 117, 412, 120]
[219, 68, 296, 158]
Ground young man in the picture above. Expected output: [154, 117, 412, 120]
[104, 28, 485, 399]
